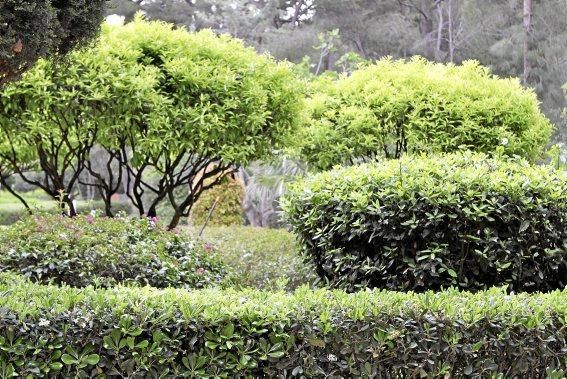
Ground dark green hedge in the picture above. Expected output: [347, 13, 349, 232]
[0, 0, 106, 84]
[282, 152, 567, 292]
[0, 274, 566, 377]
[0, 215, 227, 289]
[298, 58, 553, 171]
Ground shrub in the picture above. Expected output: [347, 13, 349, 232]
[191, 177, 245, 227]
[195, 225, 317, 291]
[282, 152, 567, 292]
[0, 199, 132, 226]
[0, 215, 227, 288]
[297, 57, 553, 170]
[0, 274, 567, 377]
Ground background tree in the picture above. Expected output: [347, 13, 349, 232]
[0, 0, 107, 85]
[109, 0, 567, 143]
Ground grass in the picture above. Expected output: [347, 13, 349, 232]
[188, 225, 317, 291]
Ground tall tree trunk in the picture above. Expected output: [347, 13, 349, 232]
[447, 0, 454, 62]
[419, 0, 435, 60]
[435, 2, 444, 60]
[522, 0, 532, 85]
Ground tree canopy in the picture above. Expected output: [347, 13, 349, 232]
[0, 17, 303, 227]
[297, 57, 552, 170]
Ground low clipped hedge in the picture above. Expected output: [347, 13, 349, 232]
[0, 200, 132, 225]
[298, 57, 553, 170]
[282, 153, 567, 292]
[0, 274, 567, 377]
[0, 215, 227, 289]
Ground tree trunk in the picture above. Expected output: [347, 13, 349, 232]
[419, 0, 435, 60]
[147, 206, 158, 218]
[435, 2, 444, 60]
[522, 0, 532, 85]
[168, 211, 183, 230]
[448, 0, 454, 62]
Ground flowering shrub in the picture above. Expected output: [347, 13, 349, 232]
[0, 215, 227, 288]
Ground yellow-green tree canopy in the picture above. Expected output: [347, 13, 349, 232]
[0, 17, 303, 227]
[298, 57, 553, 171]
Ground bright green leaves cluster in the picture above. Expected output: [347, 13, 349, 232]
[0, 16, 302, 165]
[297, 57, 553, 170]
[1, 274, 567, 376]
[0, 215, 227, 289]
[90, 16, 303, 163]
[283, 152, 567, 292]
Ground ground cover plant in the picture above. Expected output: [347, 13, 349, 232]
[298, 57, 553, 170]
[0, 273, 566, 377]
[283, 152, 567, 293]
[0, 215, 226, 289]
[193, 225, 316, 291]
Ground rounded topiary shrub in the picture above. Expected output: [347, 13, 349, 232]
[0, 215, 227, 288]
[191, 177, 244, 227]
[298, 57, 553, 170]
[282, 153, 567, 292]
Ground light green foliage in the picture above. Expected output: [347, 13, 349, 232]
[0, 17, 303, 226]
[194, 225, 316, 291]
[0, 274, 567, 376]
[297, 57, 553, 170]
[95, 16, 303, 163]
[283, 152, 567, 292]
[0, 215, 227, 289]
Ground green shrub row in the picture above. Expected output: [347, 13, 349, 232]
[282, 152, 567, 292]
[0, 200, 132, 225]
[0, 215, 227, 289]
[297, 57, 553, 170]
[0, 273, 566, 377]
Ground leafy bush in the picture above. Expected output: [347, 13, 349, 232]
[0, 215, 227, 288]
[1, 274, 567, 377]
[195, 226, 316, 291]
[0, 199, 132, 226]
[283, 152, 567, 292]
[191, 177, 244, 227]
[298, 57, 553, 170]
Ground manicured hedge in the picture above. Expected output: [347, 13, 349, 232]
[298, 57, 553, 170]
[0, 274, 566, 377]
[0, 200, 132, 225]
[0, 215, 227, 289]
[282, 152, 567, 292]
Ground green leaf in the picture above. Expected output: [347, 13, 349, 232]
[61, 354, 76, 365]
[221, 323, 235, 339]
[84, 354, 100, 365]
